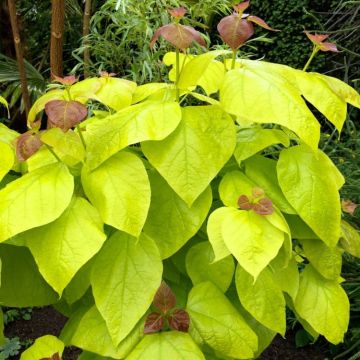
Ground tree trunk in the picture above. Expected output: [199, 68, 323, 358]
[7, 0, 31, 118]
[83, 0, 92, 78]
[50, 0, 65, 78]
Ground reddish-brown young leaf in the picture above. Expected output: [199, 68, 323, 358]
[168, 309, 190, 333]
[52, 74, 78, 86]
[169, 7, 187, 19]
[252, 187, 265, 198]
[45, 100, 88, 131]
[304, 32, 338, 52]
[342, 199, 358, 216]
[150, 24, 205, 50]
[217, 15, 254, 50]
[99, 71, 116, 77]
[15, 131, 42, 161]
[144, 312, 165, 334]
[40, 353, 61, 360]
[153, 281, 176, 314]
[253, 197, 274, 215]
[233, 1, 250, 15]
[247, 15, 279, 31]
[237, 194, 253, 210]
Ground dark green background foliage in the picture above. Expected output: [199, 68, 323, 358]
[249, 0, 333, 70]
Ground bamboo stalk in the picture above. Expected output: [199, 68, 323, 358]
[50, 0, 65, 78]
[83, 0, 92, 78]
[7, 0, 31, 117]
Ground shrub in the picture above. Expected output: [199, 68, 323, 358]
[1, 4, 360, 359]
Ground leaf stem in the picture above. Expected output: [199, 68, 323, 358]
[76, 124, 87, 149]
[303, 45, 319, 72]
[231, 50, 237, 70]
[175, 48, 180, 102]
[45, 144, 62, 163]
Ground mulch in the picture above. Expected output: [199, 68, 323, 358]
[5, 306, 327, 359]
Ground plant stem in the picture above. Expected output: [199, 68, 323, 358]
[76, 124, 87, 149]
[303, 45, 319, 72]
[231, 50, 237, 70]
[45, 144, 62, 163]
[175, 48, 180, 102]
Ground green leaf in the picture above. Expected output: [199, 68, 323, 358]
[143, 171, 212, 259]
[0, 245, 58, 306]
[207, 207, 232, 262]
[316, 73, 360, 110]
[271, 256, 299, 301]
[277, 145, 342, 247]
[142, 105, 236, 206]
[20, 335, 64, 360]
[187, 282, 258, 359]
[82, 151, 150, 237]
[132, 83, 171, 104]
[234, 128, 290, 163]
[283, 214, 317, 239]
[127, 332, 205, 360]
[17, 197, 106, 295]
[0, 308, 5, 346]
[27, 89, 64, 126]
[293, 72, 347, 133]
[94, 77, 136, 111]
[286, 295, 319, 341]
[0, 163, 74, 243]
[221, 207, 284, 279]
[0, 124, 19, 145]
[91, 231, 162, 346]
[0, 95, 9, 118]
[235, 265, 286, 335]
[186, 242, 235, 292]
[0, 142, 14, 182]
[340, 220, 360, 258]
[78, 352, 115, 360]
[85, 101, 181, 170]
[220, 66, 320, 150]
[300, 239, 342, 280]
[41, 128, 85, 163]
[244, 156, 296, 214]
[294, 265, 349, 344]
[61, 305, 143, 358]
[177, 51, 228, 95]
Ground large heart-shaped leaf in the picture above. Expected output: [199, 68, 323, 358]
[127, 332, 205, 360]
[142, 105, 236, 205]
[220, 66, 320, 150]
[85, 101, 181, 170]
[91, 231, 162, 346]
[235, 265, 286, 335]
[0, 163, 73, 242]
[82, 151, 150, 237]
[18, 197, 106, 295]
[187, 282, 258, 359]
[0, 142, 14, 182]
[277, 145, 342, 247]
[0, 245, 58, 307]
[143, 170, 212, 258]
[60, 305, 143, 358]
[294, 265, 349, 344]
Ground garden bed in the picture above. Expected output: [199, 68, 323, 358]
[5, 306, 325, 360]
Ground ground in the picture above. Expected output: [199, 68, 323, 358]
[5, 306, 326, 360]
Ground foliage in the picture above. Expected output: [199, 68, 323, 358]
[0, 337, 21, 360]
[249, 0, 333, 70]
[73, 0, 234, 83]
[1, 4, 360, 359]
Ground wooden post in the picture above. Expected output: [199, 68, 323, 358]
[83, 0, 92, 78]
[7, 0, 31, 117]
[50, 0, 65, 78]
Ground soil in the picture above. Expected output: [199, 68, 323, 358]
[4, 306, 327, 360]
